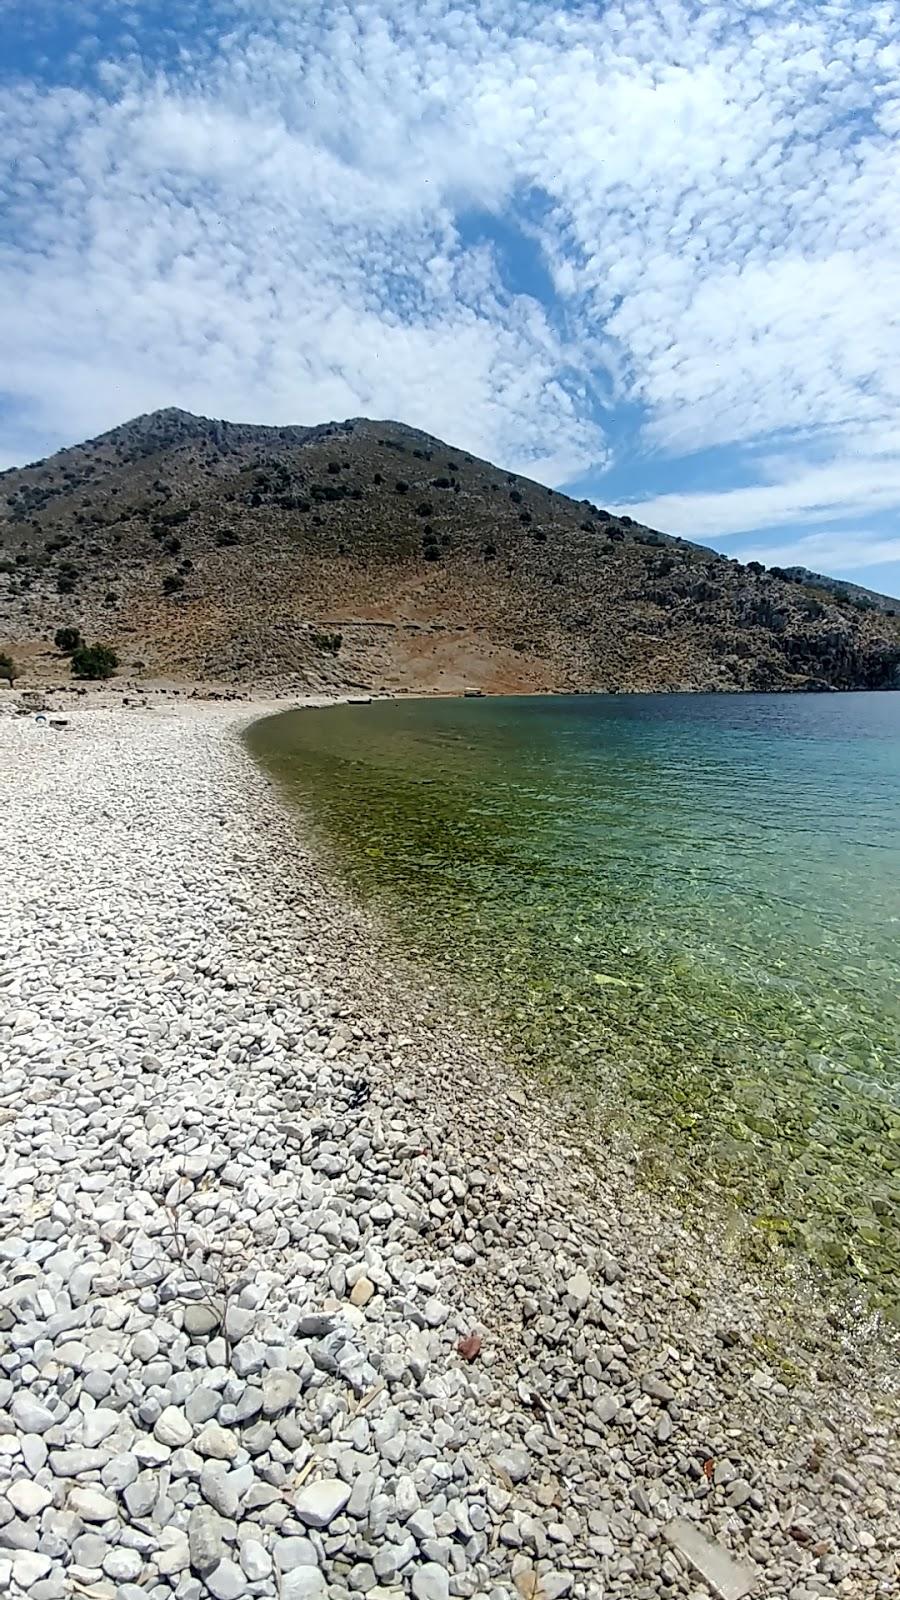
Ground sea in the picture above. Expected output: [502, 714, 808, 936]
[247, 693, 900, 1308]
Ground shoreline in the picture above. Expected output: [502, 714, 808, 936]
[1, 695, 898, 1599]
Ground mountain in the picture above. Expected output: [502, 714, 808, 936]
[2, 408, 899, 694]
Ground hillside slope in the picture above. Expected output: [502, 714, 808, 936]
[2, 408, 899, 694]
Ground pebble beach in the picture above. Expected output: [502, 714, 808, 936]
[1, 697, 899, 1600]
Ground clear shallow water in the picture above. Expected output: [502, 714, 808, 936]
[247, 694, 900, 1307]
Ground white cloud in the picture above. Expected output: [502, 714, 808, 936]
[1, 0, 900, 582]
[618, 451, 900, 538]
[741, 531, 900, 588]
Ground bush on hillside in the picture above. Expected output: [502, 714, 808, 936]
[163, 574, 185, 594]
[310, 630, 342, 655]
[71, 642, 118, 680]
[54, 626, 82, 654]
[0, 651, 19, 686]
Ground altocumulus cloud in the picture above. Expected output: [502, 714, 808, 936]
[2, 0, 900, 584]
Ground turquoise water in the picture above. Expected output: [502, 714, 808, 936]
[247, 693, 900, 1306]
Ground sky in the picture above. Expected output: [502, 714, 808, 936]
[2, 1, 900, 596]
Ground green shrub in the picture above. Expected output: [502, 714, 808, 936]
[0, 651, 18, 686]
[310, 630, 342, 655]
[163, 574, 185, 594]
[71, 642, 119, 680]
[54, 626, 82, 654]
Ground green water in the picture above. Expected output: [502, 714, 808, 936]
[247, 693, 900, 1307]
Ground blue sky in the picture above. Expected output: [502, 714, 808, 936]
[2, 0, 900, 596]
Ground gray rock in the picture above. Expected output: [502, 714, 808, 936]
[185, 1386, 221, 1426]
[374, 1543, 410, 1580]
[566, 1268, 591, 1308]
[411, 1562, 450, 1600]
[727, 1479, 754, 1509]
[154, 1407, 192, 1448]
[50, 1448, 111, 1476]
[281, 1569, 327, 1600]
[293, 1477, 351, 1529]
[67, 1487, 118, 1523]
[347, 1560, 377, 1591]
[200, 1463, 240, 1518]
[82, 1408, 119, 1447]
[224, 1305, 255, 1342]
[641, 1373, 676, 1403]
[188, 1506, 226, 1574]
[273, 1536, 319, 1572]
[102, 1452, 140, 1490]
[12, 1551, 53, 1587]
[124, 1473, 158, 1519]
[240, 1539, 272, 1580]
[233, 1387, 263, 1424]
[542, 1573, 573, 1600]
[206, 1557, 246, 1599]
[103, 1546, 144, 1581]
[11, 1394, 55, 1434]
[231, 1338, 265, 1378]
[7, 1481, 52, 1517]
[491, 1447, 532, 1484]
[155, 1528, 190, 1575]
[663, 1518, 756, 1600]
[262, 1369, 299, 1416]
[21, 1435, 49, 1476]
[592, 1395, 619, 1425]
[408, 1509, 436, 1543]
[183, 1304, 221, 1339]
[73, 1532, 110, 1567]
[194, 1423, 238, 1461]
[242, 1420, 275, 1455]
[0, 1517, 38, 1552]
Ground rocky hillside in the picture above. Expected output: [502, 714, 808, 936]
[1, 407, 899, 694]
[776, 567, 899, 616]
